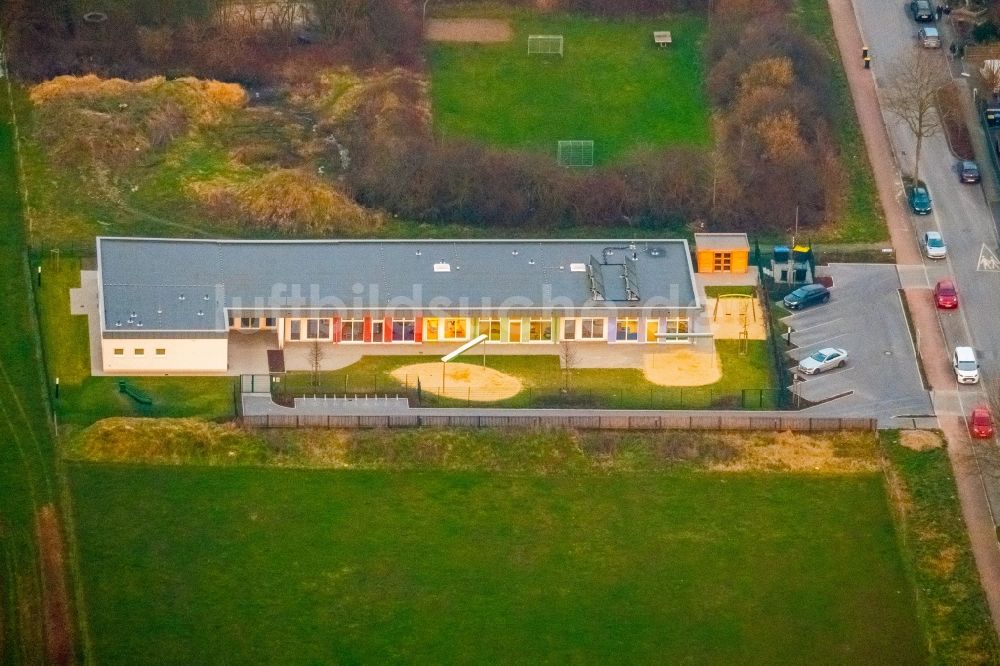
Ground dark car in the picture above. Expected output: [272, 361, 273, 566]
[934, 279, 958, 308]
[782, 283, 830, 310]
[910, 0, 934, 21]
[908, 185, 932, 214]
[959, 160, 981, 184]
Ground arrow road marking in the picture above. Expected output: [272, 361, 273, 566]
[977, 244, 1000, 272]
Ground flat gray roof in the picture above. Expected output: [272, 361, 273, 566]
[98, 237, 699, 333]
[694, 233, 749, 251]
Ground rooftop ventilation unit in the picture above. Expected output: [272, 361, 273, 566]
[646, 246, 664, 257]
[433, 262, 451, 272]
[569, 262, 586, 272]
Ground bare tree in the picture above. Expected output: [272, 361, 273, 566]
[309, 339, 324, 388]
[883, 50, 949, 185]
[560, 341, 578, 391]
[980, 60, 1000, 104]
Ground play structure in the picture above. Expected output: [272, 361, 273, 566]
[711, 294, 762, 354]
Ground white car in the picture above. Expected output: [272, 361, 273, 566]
[798, 348, 848, 375]
[923, 231, 947, 259]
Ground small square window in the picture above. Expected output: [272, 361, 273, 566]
[113, 348, 124, 356]
[264, 317, 276, 328]
[155, 348, 166, 356]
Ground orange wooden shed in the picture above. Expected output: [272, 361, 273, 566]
[694, 233, 750, 274]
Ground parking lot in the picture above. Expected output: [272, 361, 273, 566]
[782, 264, 932, 419]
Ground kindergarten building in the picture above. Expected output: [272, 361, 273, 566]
[94, 237, 708, 374]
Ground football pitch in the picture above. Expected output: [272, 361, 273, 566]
[429, 14, 711, 165]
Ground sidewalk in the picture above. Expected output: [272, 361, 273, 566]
[829, 0, 1000, 636]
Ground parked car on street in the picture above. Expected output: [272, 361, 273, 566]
[782, 283, 830, 310]
[933, 279, 958, 308]
[798, 348, 848, 375]
[953, 346, 980, 384]
[918, 26, 941, 47]
[910, 0, 935, 21]
[959, 160, 981, 183]
[909, 185, 932, 214]
[923, 230, 947, 259]
[970, 406, 995, 439]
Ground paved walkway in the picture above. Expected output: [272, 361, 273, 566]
[830, 0, 1000, 636]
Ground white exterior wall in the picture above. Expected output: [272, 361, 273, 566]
[102, 338, 229, 373]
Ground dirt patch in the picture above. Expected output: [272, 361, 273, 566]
[390, 362, 523, 401]
[704, 297, 768, 340]
[35, 505, 74, 665]
[900, 429, 944, 451]
[425, 19, 513, 43]
[710, 431, 880, 473]
[642, 349, 721, 386]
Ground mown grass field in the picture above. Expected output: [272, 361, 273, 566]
[69, 459, 925, 664]
[429, 13, 711, 164]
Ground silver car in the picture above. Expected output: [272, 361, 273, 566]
[923, 231, 947, 259]
[798, 348, 848, 375]
[918, 27, 941, 48]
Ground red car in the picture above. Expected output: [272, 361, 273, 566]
[934, 279, 958, 309]
[971, 406, 995, 439]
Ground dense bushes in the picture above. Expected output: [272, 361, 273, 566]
[2, 0, 423, 83]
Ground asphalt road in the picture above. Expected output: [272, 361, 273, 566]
[855, 1, 1000, 524]
[856, 3, 1000, 405]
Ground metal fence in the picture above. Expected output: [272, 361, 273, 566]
[272, 379, 784, 411]
[239, 413, 877, 431]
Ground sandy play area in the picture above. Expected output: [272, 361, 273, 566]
[391, 362, 523, 401]
[704, 297, 767, 340]
[425, 19, 513, 42]
[643, 350, 721, 387]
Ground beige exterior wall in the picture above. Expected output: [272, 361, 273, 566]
[102, 338, 229, 373]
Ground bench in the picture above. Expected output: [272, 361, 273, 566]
[118, 379, 153, 405]
[653, 31, 672, 47]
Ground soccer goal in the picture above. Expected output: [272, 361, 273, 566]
[528, 34, 564, 56]
[557, 140, 595, 167]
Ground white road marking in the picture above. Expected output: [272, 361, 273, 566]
[977, 244, 1000, 272]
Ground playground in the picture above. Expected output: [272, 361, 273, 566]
[642, 349, 721, 387]
[705, 296, 767, 340]
[389, 362, 523, 401]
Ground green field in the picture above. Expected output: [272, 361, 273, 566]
[0, 86, 68, 659]
[429, 14, 711, 164]
[69, 462, 924, 664]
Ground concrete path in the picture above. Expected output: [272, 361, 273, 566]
[830, 0, 1000, 636]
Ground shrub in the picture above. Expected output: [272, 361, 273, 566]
[188, 170, 382, 236]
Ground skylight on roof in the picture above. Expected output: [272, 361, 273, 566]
[433, 262, 451, 272]
[570, 263, 586, 272]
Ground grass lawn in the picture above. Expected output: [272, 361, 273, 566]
[793, 0, 886, 243]
[68, 462, 925, 664]
[280, 340, 776, 409]
[429, 13, 711, 164]
[0, 86, 65, 660]
[880, 432, 1000, 663]
[34, 256, 235, 430]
